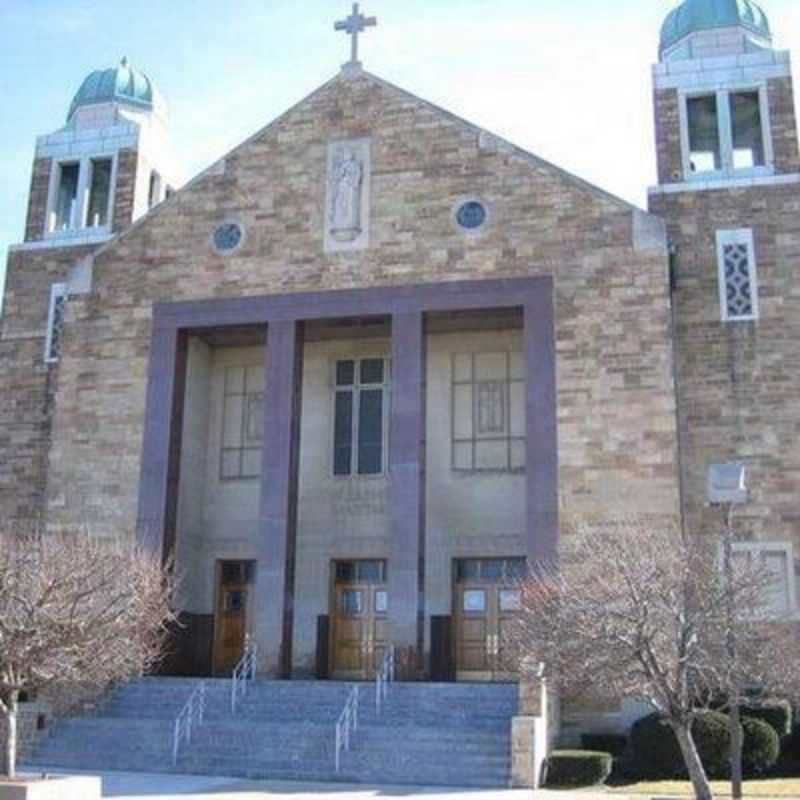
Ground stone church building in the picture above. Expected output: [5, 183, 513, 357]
[2, 0, 798, 692]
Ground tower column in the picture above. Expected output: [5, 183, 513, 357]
[388, 312, 426, 676]
[254, 320, 305, 677]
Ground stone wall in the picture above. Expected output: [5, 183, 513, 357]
[0, 245, 96, 524]
[654, 89, 683, 185]
[24, 158, 52, 243]
[112, 149, 139, 233]
[44, 71, 680, 541]
[650, 183, 800, 563]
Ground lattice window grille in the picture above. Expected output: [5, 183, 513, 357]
[717, 229, 759, 322]
[44, 283, 68, 364]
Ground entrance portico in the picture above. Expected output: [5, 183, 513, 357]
[137, 276, 557, 679]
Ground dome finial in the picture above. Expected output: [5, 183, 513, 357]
[120, 56, 129, 68]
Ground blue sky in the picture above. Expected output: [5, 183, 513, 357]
[1, 0, 799, 302]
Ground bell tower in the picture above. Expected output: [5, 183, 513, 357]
[23, 57, 180, 246]
[0, 58, 180, 524]
[649, 0, 800, 562]
[652, 0, 800, 187]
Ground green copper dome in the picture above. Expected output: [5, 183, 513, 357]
[68, 57, 160, 121]
[660, 0, 771, 56]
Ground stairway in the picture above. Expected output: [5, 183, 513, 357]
[26, 678, 517, 787]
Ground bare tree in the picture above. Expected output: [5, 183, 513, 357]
[0, 531, 177, 779]
[509, 516, 800, 800]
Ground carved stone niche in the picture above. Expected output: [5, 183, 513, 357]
[324, 138, 371, 253]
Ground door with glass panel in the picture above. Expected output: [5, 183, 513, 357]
[331, 560, 388, 680]
[213, 561, 254, 676]
[453, 558, 525, 682]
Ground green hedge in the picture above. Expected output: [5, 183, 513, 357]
[742, 702, 793, 738]
[545, 750, 613, 787]
[630, 712, 731, 779]
[742, 716, 780, 776]
[581, 733, 628, 757]
[630, 712, 782, 779]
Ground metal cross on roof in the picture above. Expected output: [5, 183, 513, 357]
[334, 3, 377, 67]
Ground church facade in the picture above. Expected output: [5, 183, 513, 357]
[1, 0, 798, 699]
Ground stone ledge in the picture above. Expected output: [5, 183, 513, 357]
[0, 775, 101, 800]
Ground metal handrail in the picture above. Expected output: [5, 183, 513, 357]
[172, 681, 206, 766]
[334, 685, 360, 773]
[375, 644, 396, 714]
[231, 635, 258, 714]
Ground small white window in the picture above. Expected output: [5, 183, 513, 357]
[148, 171, 163, 209]
[86, 158, 113, 227]
[52, 163, 80, 231]
[44, 283, 68, 364]
[681, 87, 772, 180]
[731, 542, 796, 618]
[716, 229, 759, 322]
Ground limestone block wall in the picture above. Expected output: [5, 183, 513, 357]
[0, 245, 96, 523]
[650, 183, 800, 569]
[43, 70, 680, 556]
[112, 149, 139, 233]
[24, 158, 53, 242]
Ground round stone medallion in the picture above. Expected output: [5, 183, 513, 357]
[455, 200, 488, 231]
[213, 222, 244, 253]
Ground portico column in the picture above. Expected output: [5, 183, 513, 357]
[524, 284, 559, 568]
[255, 319, 304, 677]
[136, 323, 187, 561]
[388, 311, 426, 677]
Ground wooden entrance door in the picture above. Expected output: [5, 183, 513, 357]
[331, 561, 388, 680]
[453, 558, 524, 682]
[213, 561, 253, 676]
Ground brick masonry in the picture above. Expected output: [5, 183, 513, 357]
[650, 183, 800, 543]
[112, 149, 138, 234]
[0, 245, 96, 524]
[24, 158, 52, 243]
[36, 70, 680, 542]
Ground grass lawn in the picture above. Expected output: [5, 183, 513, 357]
[612, 779, 800, 798]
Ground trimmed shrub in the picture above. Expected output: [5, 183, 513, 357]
[545, 750, 613, 787]
[630, 711, 731, 779]
[742, 702, 793, 738]
[582, 733, 628, 758]
[742, 716, 780, 776]
[776, 723, 800, 776]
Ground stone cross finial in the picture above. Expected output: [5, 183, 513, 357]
[334, 3, 377, 67]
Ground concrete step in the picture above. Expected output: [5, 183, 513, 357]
[28, 678, 518, 788]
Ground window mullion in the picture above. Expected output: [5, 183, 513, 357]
[75, 157, 91, 229]
[718, 90, 734, 175]
[352, 376, 360, 477]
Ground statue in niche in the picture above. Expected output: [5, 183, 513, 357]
[329, 145, 364, 242]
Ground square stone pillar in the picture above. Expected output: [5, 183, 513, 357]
[137, 325, 188, 560]
[255, 320, 304, 677]
[388, 312, 426, 676]
[524, 293, 558, 568]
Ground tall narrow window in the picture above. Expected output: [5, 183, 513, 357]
[148, 171, 162, 209]
[717, 229, 759, 322]
[53, 163, 80, 231]
[86, 158, 112, 228]
[730, 91, 765, 169]
[452, 352, 526, 472]
[687, 94, 721, 173]
[44, 283, 68, 363]
[732, 543, 796, 617]
[220, 365, 265, 480]
[333, 358, 390, 477]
